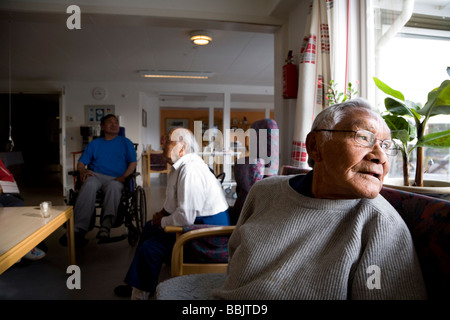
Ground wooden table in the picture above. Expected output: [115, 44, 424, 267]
[0, 206, 75, 274]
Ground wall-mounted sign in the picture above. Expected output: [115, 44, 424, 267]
[85, 105, 115, 124]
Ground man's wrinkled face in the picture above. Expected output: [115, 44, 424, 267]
[308, 109, 391, 199]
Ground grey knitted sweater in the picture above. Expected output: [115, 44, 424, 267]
[214, 175, 427, 300]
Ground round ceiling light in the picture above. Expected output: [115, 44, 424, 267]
[190, 31, 213, 46]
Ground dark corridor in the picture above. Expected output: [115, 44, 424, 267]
[0, 93, 60, 188]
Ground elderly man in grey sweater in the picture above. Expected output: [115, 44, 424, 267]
[214, 99, 427, 300]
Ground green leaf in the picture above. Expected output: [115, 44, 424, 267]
[410, 108, 422, 123]
[373, 77, 405, 101]
[382, 114, 411, 132]
[382, 114, 415, 146]
[416, 129, 450, 148]
[390, 129, 413, 151]
[405, 100, 421, 112]
[385, 98, 414, 117]
[418, 80, 450, 117]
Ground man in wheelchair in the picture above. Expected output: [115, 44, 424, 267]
[61, 114, 137, 248]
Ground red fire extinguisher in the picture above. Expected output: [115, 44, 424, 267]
[283, 50, 298, 99]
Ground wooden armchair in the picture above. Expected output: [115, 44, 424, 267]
[164, 225, 235, 277]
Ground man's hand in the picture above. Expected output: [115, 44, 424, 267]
[152, 211, 165, 227]
[152, 209, 170, 227]
[115, 176, 126, 184]
[79, 168, 94, 182]
[113, 162, 137, 185]
[77, 162, 94, 182]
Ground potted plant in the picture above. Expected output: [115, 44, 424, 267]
[325, 80, 359, 106]
[373, 69, 450, 195]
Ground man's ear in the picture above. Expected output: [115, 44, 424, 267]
[178, 143, 186, 157]
[306, 132, 321, 163]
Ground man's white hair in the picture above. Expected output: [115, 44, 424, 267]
[170, 128, 199, 154]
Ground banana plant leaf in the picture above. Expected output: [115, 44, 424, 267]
[418, 80, 450, 117]
[382, 114, 415, 145]
[416, 129, 450, 148]
[373, 77, 404, 101]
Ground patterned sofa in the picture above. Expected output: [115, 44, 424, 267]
[380, 187, 450, 300]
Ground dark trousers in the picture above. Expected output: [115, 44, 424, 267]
[124, 209, 230, 293]
[0, 194, 25, 207]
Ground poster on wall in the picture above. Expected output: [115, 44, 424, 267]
[85, 105, 115, 124]
[165, 118, 189, 133]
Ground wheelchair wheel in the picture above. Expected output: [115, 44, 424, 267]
[135, 186, 147, 231]
[127, 186, 147, 246]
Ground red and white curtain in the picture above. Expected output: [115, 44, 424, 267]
[290, 0, 335, 168]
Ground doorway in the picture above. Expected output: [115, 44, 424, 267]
[0, 93, 61, 200]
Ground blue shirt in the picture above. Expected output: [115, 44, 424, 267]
[79, 136, 137, 177]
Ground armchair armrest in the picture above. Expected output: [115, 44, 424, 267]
[164, 225, 183, 234]
[164, 225, 235, 277]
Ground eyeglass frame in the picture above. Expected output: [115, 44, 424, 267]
[313, 129, 398, 156]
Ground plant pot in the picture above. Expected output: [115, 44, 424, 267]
[383, 178, 450, 200]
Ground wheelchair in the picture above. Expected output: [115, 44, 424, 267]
[66, 170, 147, 247]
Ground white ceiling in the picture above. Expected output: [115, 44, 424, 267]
[0, 0, 297, 97]
[0, 12, 275, 86]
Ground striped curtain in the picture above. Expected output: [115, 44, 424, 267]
[290, 0, 335, 168]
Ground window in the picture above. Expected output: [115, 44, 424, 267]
[369, 0, 450, 182]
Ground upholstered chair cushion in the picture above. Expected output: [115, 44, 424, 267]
[380, 187, 450, 299]
[182, 224, 230, 263]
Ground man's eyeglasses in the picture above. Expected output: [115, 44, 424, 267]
[314, 129, 398, 156]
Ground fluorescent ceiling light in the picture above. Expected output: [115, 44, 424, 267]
[139, 70, 213, 79]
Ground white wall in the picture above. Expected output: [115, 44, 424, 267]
[140, 91, 160, 152]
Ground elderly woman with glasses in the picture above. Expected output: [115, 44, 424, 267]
[214, 98, 427, 300]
